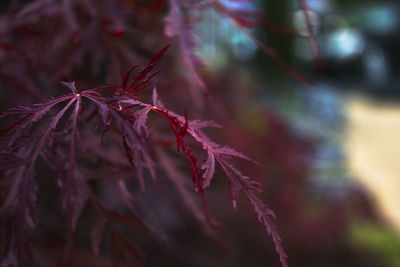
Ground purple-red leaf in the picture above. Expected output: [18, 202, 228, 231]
[152, 88, 164, 108]
[60, 81, 78, 94]
[218, 159, 262, 208]
[214, 145, 255, 162]
[201, 150, 216, 188]
[248, 194, 288, 267]
[150, 43, 171, 64]
[164, 0, 207, 92]
[189, 119, 222, 129]
[134, 107, 152, 138]
[122, 64, 140, 90]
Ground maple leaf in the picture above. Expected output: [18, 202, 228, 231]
[164, 0, 208, 93]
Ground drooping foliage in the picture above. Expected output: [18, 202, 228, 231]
[0, 45, 287, 267]
[0, 0, 328, 266]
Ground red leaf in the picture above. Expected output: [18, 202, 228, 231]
[122, 64, 140, 90]
[134, 107, 152, 138]
[150, 43, 171, 64]
[201, 150, 216, 188]
[60, 81, 78, 94]
[248, 194, 288, 267]
[164, 0, 208, 92]
[218, 159, 262, 209]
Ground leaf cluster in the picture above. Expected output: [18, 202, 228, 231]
[0, 45, 287, 267]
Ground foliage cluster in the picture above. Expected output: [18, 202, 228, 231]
[0, 1, 304, 266]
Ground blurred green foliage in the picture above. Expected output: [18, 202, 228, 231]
[349, 223, 400, 267]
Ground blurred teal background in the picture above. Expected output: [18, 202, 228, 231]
[193, 0, 400, 266]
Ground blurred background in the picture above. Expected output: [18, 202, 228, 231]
[189, 0, 400, 266]
[1, 0, 400, 266]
